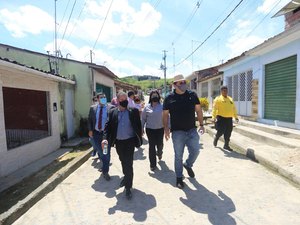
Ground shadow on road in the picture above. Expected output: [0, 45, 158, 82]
[91, 175, 121, 198]
[216, 147, 251, 160]
[108, 188, 156, 222]
[134, 146, 147, 160]
[180, 178, 236, 225]
[148, 160, 176, 187]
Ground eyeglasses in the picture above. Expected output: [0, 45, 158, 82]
[174, 81, 186, 85]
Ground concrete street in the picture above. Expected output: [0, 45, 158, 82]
[13, 133, 300, 225]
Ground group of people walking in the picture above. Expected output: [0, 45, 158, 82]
[87, 74, 238, 200]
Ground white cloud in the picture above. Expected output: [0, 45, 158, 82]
[226, 19, 265, 58]
[0, 5, 53, 38]
[73, 0, 162, 43]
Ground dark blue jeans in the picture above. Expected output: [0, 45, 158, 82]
[89, 130, 111, 173]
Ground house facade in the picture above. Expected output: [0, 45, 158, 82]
[186, 67, 223, 112]
[0, 44, 118, 138]
[219, 22, 300, 129]
[0, 58, 75, 177]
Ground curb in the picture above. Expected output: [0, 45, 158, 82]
[0, 148, 92, 225]
[205, 126, 300, 188]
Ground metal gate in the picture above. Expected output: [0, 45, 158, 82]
[264, 55, 296, 123]
[227, 70, 253, 116]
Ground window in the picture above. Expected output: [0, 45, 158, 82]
[3, 87, 51, 150]
[211, 78, 221, 99]
[201, 82, 208, 97]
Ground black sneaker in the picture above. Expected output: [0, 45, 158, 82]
[183, 164, 195, 178]
[103, 173, 111, 181]
[150, 166, 156, 171]
[125, 188, 132, 200]
[223, 145, 233, 151]
[176, 177, 184, 189]
[213, 136, 218, 147]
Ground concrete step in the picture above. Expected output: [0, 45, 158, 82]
[205, 125, 300, 187]
[238, 119, 300, 139]
[233, 125, 300, 149]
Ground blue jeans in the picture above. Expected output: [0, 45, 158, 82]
[89, 131, 111, 173]
[171, 128, 200, 178]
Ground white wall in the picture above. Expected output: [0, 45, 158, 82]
[0, 69, 61, 177]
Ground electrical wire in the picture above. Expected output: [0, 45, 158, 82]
[59, 0, 77, 50]
[171, 1, 203, 46]
[176, 0, 245, 67]
[64, 0, 87, 46]
[58, 0, 71, 32]
[92, 0, 114, 51]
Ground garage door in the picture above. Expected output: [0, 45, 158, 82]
[264, 55, 297, 123]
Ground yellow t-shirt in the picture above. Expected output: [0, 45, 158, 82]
[212, 95, 237, 119]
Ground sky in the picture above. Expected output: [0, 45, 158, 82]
[0, 0, 291, 78]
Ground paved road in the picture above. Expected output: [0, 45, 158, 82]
[13, 133, 300, 225]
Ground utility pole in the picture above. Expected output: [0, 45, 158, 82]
[160, 50, 167, 97]
[54, 0, 59, 74]
[90, 50, 93, 63]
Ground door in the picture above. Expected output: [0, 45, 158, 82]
[64, 89, 75, 139]
[227, 70, 253, 116]
[264, 55, 297, 123]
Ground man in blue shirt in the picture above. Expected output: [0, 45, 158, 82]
[102, 91, 142, 199]
[88, 93, 111, 181]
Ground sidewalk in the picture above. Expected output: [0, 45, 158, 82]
[205, 122, 300, 187]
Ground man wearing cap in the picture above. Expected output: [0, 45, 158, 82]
[162, 74, 205, 189]
[212, 85, 239, 151]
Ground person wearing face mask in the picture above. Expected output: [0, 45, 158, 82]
[212, 85, 239, 151]
[141, 90, 164, 171]
[102, 91, 142, 200]
[162, 74, 205, 189]
[87, 93, 113, 181]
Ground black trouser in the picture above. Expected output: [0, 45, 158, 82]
[215, 116, 233, 146]
[115, 137, 135, 189]
[146, 128, 164, 168]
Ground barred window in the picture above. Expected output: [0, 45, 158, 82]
[3, 87, 51, 150]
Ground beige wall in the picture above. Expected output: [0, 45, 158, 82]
[0, 67, 61, 177]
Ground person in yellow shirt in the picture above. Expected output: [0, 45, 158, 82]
[212, 85, 239, 151]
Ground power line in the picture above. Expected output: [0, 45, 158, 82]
[171, 1, 202, 46]
[176, 0, 245, 67]
[92, 0, 114, 51]
[59, 0, 77, 50]
[198, 0, 283, 66]
[64, 0, 87, 47]
[58, 0, 71, 33]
